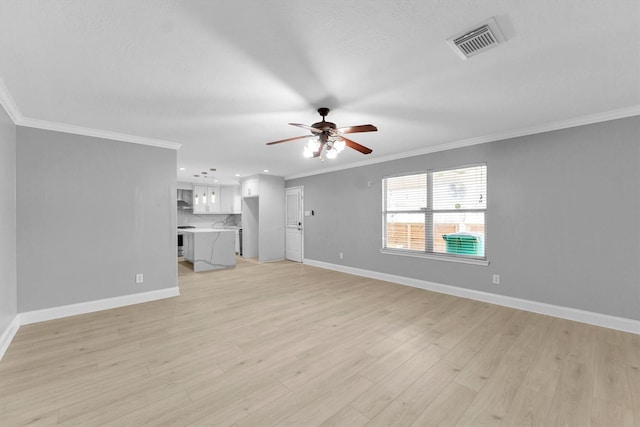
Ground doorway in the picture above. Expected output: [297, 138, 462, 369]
[285, 186, 303, 262]
[242, 196, 259, 259]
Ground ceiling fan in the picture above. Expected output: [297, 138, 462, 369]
[266, 108, 377, 159]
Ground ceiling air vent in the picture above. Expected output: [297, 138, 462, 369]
[447, 17, 506, 60]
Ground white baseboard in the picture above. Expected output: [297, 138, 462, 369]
[0, 316, 20, 361]
[18, 287, 180, 326]
[303, 259, 640, 335]
[0, 287, 180, 361]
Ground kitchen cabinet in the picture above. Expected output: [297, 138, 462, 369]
[193, 185, 240, 214]
[181, 229, 236, 272]
[219, 186, 241, 214]
[183, 232, 194, 262]
[192, 185, 220, 214]
[242, 178, 259, 197]
[241, 174, 285, 262]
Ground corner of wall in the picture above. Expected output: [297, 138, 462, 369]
[0, 316, 20, 361]
[0, 80, 19, 361]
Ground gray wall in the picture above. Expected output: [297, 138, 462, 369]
[288, 116, 640, 320]
[16, 127, 178, 312]
[0, 102, 17, 334]
[258, 174, 285, 262]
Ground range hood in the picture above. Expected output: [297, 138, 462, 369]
[177, 189, 193, 210]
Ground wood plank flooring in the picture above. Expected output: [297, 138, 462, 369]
[0, 258, 638, 426]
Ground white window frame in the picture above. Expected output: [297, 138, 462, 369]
[381, 164, 489, 266]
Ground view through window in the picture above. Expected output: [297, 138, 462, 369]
[383, 164, 487, 259]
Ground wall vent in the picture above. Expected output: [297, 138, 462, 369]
[447, 17, 506, 60]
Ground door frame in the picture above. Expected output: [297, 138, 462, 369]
[285, 185, 304, 262]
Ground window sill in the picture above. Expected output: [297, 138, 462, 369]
[380, 249, 490, 266]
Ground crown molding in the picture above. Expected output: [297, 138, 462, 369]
[0, 77, 181, 150]
[286, 105, 640, 180]
[3, 71, 638, 160]
[17, 117, 182, 150]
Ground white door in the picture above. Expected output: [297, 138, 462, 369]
[285, 186, 303, 262]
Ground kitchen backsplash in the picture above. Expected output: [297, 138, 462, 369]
[178, 210, 241, 228]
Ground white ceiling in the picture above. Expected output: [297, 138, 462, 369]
[1, 0, 639, 185]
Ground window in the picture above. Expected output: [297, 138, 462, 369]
[383, 164, 487, 261]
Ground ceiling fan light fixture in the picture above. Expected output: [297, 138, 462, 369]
[326, 148, 338, 159]
[303, 139, 321, 157]
[333, 138, 346, 153]
[306, 139, 320, 151]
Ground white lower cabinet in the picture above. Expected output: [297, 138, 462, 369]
[183, 232, 194, 262]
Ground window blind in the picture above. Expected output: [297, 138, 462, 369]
[383, 164, 487, 259]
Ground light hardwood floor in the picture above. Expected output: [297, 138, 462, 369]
[1, 258, 638, 426]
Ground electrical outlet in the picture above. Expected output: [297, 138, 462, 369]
[339, 252, 344, 260]
[136, 274, 144, 284]
[492, 274, 500, 285]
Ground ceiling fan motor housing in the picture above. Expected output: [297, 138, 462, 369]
[311, 121, 336, 131]
[312, 108, 336, 133]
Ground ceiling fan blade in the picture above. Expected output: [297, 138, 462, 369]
[336, 124, 378, 134]
[289, 123, 322, 133]
[341, 136, 373, 154]
[266, 135, 313, 145]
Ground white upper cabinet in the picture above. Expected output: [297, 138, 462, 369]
[193, 185, 240, 214]
[220, 186, 241, 214]
[242, 178, 259, 197]
[193, 185, 220, 214]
